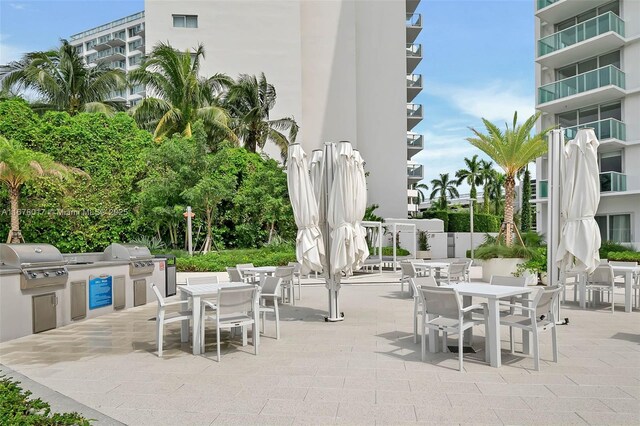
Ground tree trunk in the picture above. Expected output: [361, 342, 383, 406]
[503, 175, 516, 247]
[469, 184, 477, 212]
[203, 209, 212, 254]
[483, 184, 490, 213]
[8, 186, 21, 243]
[268, 221, 275, 243]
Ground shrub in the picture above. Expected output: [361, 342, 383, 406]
[474, 243, 536, 260]
[0, 376, 91, 425]
[515, 247, 547, 277]
[175, 246, 296, 272]
[607, 251, 640, 262]
[599, 241, 631, 259]
[447, 212, 500, 232]
[418, 231, 430, 251]
[381, 246, 410, 257]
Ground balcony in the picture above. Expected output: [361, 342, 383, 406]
[129, 23, 145, 38]
[536, 0, 611, 25]
[406, 13, 422, 43]
[407, 133, 423, 160]
[407, 189, 419, 198]
[108, 90, 127, 101]
[407, 164, 424, 181]
[407, 74, 422, 101]
[406, 44, 422, 73]
[407, 104, 423, 130]
[94, 34, 112, 51]
[537, 65, 625, 114]
[109, 61, 126, 70]
[406, 0, 420, 15]
[108, 31, 126, 47]
[96, 47, 126, 62]
[564, 118, 626, 146]
[537, 12, 625, 68]
[537, 172, 627, 199]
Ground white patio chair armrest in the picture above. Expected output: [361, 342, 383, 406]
[498, 302, 535, 312]
[462, 303, 487, 313]
[202, 300, 217, 310]
[164, 300, 191, 307]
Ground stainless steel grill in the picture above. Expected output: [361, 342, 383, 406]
[103, 243, 155, 276]
[0, 244, 69, 289]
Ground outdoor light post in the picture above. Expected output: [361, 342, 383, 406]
[468, 198, 476, 261]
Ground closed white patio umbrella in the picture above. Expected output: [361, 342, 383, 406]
[556, 128, 601, 275]
[352, 150, 369, 270]
[287, 144, 324, 275]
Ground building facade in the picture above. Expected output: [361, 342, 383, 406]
[69, 0, 424, 219]
[534, 0, 640, 247]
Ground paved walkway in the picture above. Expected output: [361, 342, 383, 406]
[0, 277, 638, 425]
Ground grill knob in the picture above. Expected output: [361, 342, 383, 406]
[30, 272, 37, 278]
[134, 263, 140, 267]
[56, 270, 64, 276]
[43, 271, 50, 277]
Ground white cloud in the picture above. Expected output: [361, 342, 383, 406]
[0, 34, 25, 64]
[426, 81, 535, 123]
[9, 3, 27, 10]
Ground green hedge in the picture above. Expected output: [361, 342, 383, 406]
[175, 246, 296, 272]
[607, 251, 640, 262]
[381, 246, 410, 257]
[599, 241, 631, 259]
[448, 213, 500, 233]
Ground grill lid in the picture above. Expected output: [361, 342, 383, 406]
[0, 243, 65, 268]
[103, 243, 153, 261]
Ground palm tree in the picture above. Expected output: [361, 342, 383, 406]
[0, 40, 126, 115]
[0, 136, 87, 243]
[225, 73, 298, 157]
[466, 111, 548, 246]
[414, 183, 429, 203]
[429, 173, 459, 210]
[128, 42, 236, 141]
[487, 170, 505, 216]
[479, 159, 494, 213]
[455, 155, 483, 209]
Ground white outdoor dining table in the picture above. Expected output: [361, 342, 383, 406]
[179, 282, 250, 355]
[576, 265, 640, 312]
[239, 266, 277, 285]
[413, 262, 450, 279]
[436, 282, 534, 368]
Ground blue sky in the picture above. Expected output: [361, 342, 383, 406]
[1, 0, 535, 193]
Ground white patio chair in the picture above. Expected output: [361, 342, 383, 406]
[288, 262, 302, 300]
[276, 266, 295, 305]
[561, 271, 579, 304]
[259, 276, 282, 339]
[498, 285, 562, 371]
[410, 276, 437, 343]
[610, 261, 638, 303]
[186, 275, 219, 286]
[461, 258, 473, 282]
[587, 264, 616, 313]
[436, 262, 466, 285]
[400, 261, 418, 297]
[418, 286, 488, 371]
[237, 263, 258, 283]
[226, 266, 245, 283]
[150, 283, 192, 357]
[200, 284, 260, 362]
[633, 272, 640, 309]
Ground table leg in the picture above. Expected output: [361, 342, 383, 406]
[625, 272, 632, 313]
[192, 295, 201, 355]
[579, 273, 587, 309]
[463, 295, 473, 345]
[487, 299, 501, 368]
[180, 290, 189, 343]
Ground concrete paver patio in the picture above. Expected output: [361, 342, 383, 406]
[0, 273, 638, 425]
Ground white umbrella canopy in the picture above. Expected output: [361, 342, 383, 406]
[309, 149, 325, 225]
[286, 144, 325, 275]
[556, 128, 601, 274]
[352, 150, 369, 270]
[327, 142, 357, 276]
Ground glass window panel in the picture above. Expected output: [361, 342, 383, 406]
[173, 15, 185, 27]
[577, 9, 597, 23]
[557, 64, 576, 80]
[578, 107, 598, 124]
[600, 151, 622, 172]
[599, 51, 620, 68]
[558, 111, 578, 127]
[600, 103, 622, 120]
[186, 16, 198, 28]
[555, 18, 576, 32]
[598, 1, 620, 16]
[609, 214, 630, 243]
[578, 58, 598, 74]
[595, 216, 608, 242]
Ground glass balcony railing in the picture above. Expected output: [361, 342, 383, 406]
[600, 171, 627, 192]
[537, 0, 558, 10]
[407, 104, 423, 118]
[407, 164, 424, 179]
[406, 13, 422, 27]
[109, 61, 126, 70]
[538, 65, 625, 104]
[564, 118, 626, 141]
[406, 44, 422, 57]
[96, 47, 126, 60]
[407, 74, 422, 88]
[539, 180, 548, 198]
[407, 133, 423, 149]
[97, 34, 112, 45]
[538, 12, 624, 56]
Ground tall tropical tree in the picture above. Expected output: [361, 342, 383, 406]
[429, 173, 459, 210]
[414, 182, 429, 203]
[0, 40, 126, 115]
[520, 166, 532, 232]
[487, 170, 506, 216]
[455, 154, 483, 209]
[466, 111, 548, 245]
[479, 159, 494, 213]
[0, 136, 87, 243]
[128, 42, 235, 141]
[225, 73, 298, 157]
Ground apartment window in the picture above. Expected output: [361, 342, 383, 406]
[85, 39, 97, 50]
[85, 53, 97, 64]
[129, 54, 142, 66]
[556, 102, 622, 127]
[128, 24, 143, 37]
[554, 0, 620, 31]
[173, 15, 198, 28]
[555, 50, 620, 80]
[599, 151, 622, 173]
[75, 45, 83, 54]
[596, 214, 631, 243]
[128, 40, 143, 51]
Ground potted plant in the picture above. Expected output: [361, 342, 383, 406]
[417, 230, 431, 259]
[515, 247, 547, 285]
[474, 235, 537, 282]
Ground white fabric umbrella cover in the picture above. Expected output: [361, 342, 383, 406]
[352, 150, 369, 270]
[556, 128, 601, 274]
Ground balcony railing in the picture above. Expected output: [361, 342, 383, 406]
[109, 61, 126, 70]
[96, 47, 126, 60]
[406, 44, 422, 57]
[600, 171, 627, 192]
[538, 65, 625, 104]
[70, 11, 145, 41]
[407, 74, 422, 88]
[407, 164, 424, 179]
[407, 104, 423, 118]
[406, 13, 422, 27]
[539, 180, 548, 198]
[97, 34, 112, 45]
[407, 133, 423, 149]
[564, 118, 626, 141]
[537, 0, 558, 10]
[538, 12, 624, 56]
[113, 31, 126, 41]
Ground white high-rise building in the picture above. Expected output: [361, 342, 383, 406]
[534, 0, 640, 247]
[69, 0, 424, 219]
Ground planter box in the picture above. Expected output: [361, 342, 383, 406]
[416, 250, 431, 259]
[481, 258, 527, 283]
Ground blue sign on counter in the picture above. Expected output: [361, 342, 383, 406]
[89, 275, 112, 309]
